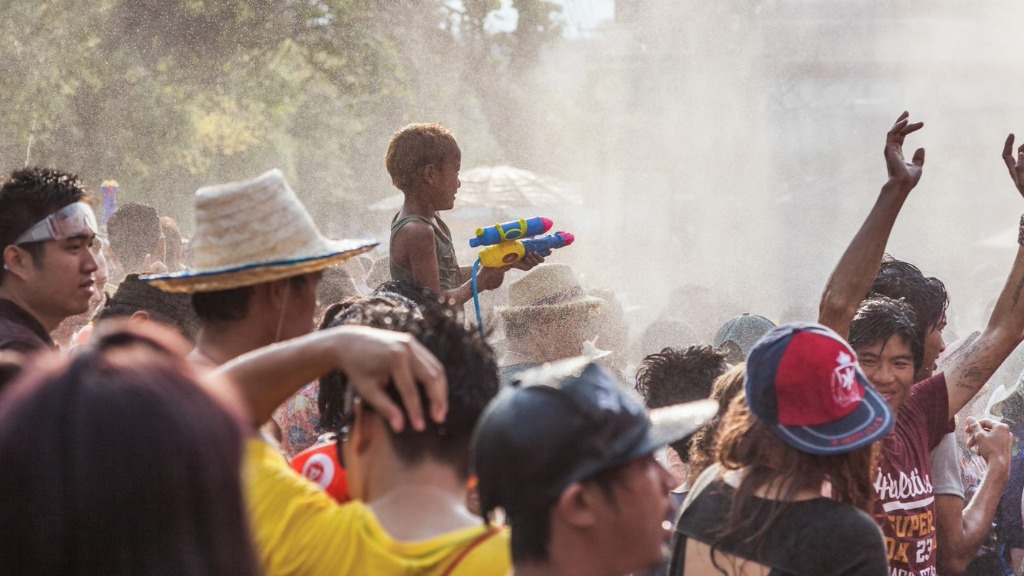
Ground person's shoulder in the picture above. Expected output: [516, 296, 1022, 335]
[392, 218, 437, 243]
[0, 323, 48, 354]
[446, 526, 511, 576]
[911, 372, 947, 396]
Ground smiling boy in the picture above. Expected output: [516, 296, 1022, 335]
[819, 114, 1024, 575]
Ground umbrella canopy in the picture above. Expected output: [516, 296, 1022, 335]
[459, 165, 582, 208]
[368, 193, 475, 212]
[367, 165, 581, 211]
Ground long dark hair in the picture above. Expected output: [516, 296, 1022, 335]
[708, 393, 878, 573]
[0, 322, 258, 575]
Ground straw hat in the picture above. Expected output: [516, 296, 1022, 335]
[142, 169, 377, 293]
[497, 264, 604, 321]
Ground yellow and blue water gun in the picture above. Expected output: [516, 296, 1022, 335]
[470, 217, 576, 336]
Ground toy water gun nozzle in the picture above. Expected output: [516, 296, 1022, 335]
[470, 216, 553, 248]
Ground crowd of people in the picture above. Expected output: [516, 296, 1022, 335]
[3, 115, 1024, 575]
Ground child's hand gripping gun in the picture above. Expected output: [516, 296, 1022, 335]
[471, 217, 576, 268]
[469, 217, 576, 337]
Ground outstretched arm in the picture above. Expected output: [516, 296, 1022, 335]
[945, 135, 1024, 416]
[210, 325, 448, 432]
[819, 112, 925, 339]
[397, 220, 542, 307]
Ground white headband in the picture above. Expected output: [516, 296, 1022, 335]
[14, 202, 98, 245]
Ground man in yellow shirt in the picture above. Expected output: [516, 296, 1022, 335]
[218, 301, 510, 576]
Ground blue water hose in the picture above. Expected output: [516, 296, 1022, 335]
[472, 259, 485, 340]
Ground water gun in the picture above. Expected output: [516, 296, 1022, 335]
[471, 217, 576, 268]
[478, 231, 575, 268]
[469, 216, 576, 337]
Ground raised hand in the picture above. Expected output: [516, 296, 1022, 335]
[964, 416, 1012, 470]
[884, 111, 925, 192]
[1001, 134, 1024, 198]
[333, 326, 447, 432]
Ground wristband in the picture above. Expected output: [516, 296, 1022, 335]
[1019, 214, 1024, 246]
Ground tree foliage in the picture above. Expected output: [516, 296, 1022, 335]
[0, 0, 561, 233]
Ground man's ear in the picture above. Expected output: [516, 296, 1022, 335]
[352, 400, 376, 456]
[554, 482, 600, 528]
[266, 278, 292, 311]
[128, 310, 151, 325]
[2, 245, 31, 280]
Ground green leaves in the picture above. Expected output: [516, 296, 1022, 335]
[0, 0, 560, 228]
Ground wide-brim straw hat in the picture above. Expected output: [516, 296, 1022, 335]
[141, 169, 377, 293]
[497, 263, 604, 321]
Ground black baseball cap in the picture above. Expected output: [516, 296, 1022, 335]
[471, 357, 717, 521]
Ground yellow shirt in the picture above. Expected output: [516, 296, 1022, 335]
[245, 439, 511, 576]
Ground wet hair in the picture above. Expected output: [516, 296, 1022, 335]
[316, 295, 420, 429]
[869, 256, 949, 338]
[96, 275, 201, 343]
[191, 274, 313, 326]
[707, 393, 877, 571]
[192, 285, 254, 325]
[688, 364, 747, 479]
[318, 299, 498, 478]
[635, 345, 727, 460]
[385, 123, 459, 192]
[0, 323, 256, 575]
[107, 203, 161, 274]
[0, 167, 89, 284]
[161, 216, 183, 268]
[372, 280, 450, 315]
[849, 296, 923, 372]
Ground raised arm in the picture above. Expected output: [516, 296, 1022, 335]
[945, 135, 1024, 416]
[211, 325, 447, 432]
[819, 112, 925, 339]
[935, 417, 1013, 575]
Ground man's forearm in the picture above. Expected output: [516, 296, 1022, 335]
[961, 463, 1011, 560]
[442, 282, 473, 307]
[947, 245, 1024, 413]
[818, 182, 912, 339]
[214, 327, 355, 425]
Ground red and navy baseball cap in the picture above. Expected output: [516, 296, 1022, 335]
[745, 323, 893, 455]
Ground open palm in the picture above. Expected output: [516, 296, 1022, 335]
[884, 111, 925, 191]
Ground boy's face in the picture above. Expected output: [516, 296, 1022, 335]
[429, 146, 461, 211]
[854, 334, 915, 413]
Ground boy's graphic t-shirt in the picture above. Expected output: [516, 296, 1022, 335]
[872, 373, 952, 576]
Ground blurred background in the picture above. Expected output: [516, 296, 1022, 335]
[4, 0, 1024, 338]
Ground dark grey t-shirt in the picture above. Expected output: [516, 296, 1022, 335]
[0, 299, 54, 354]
